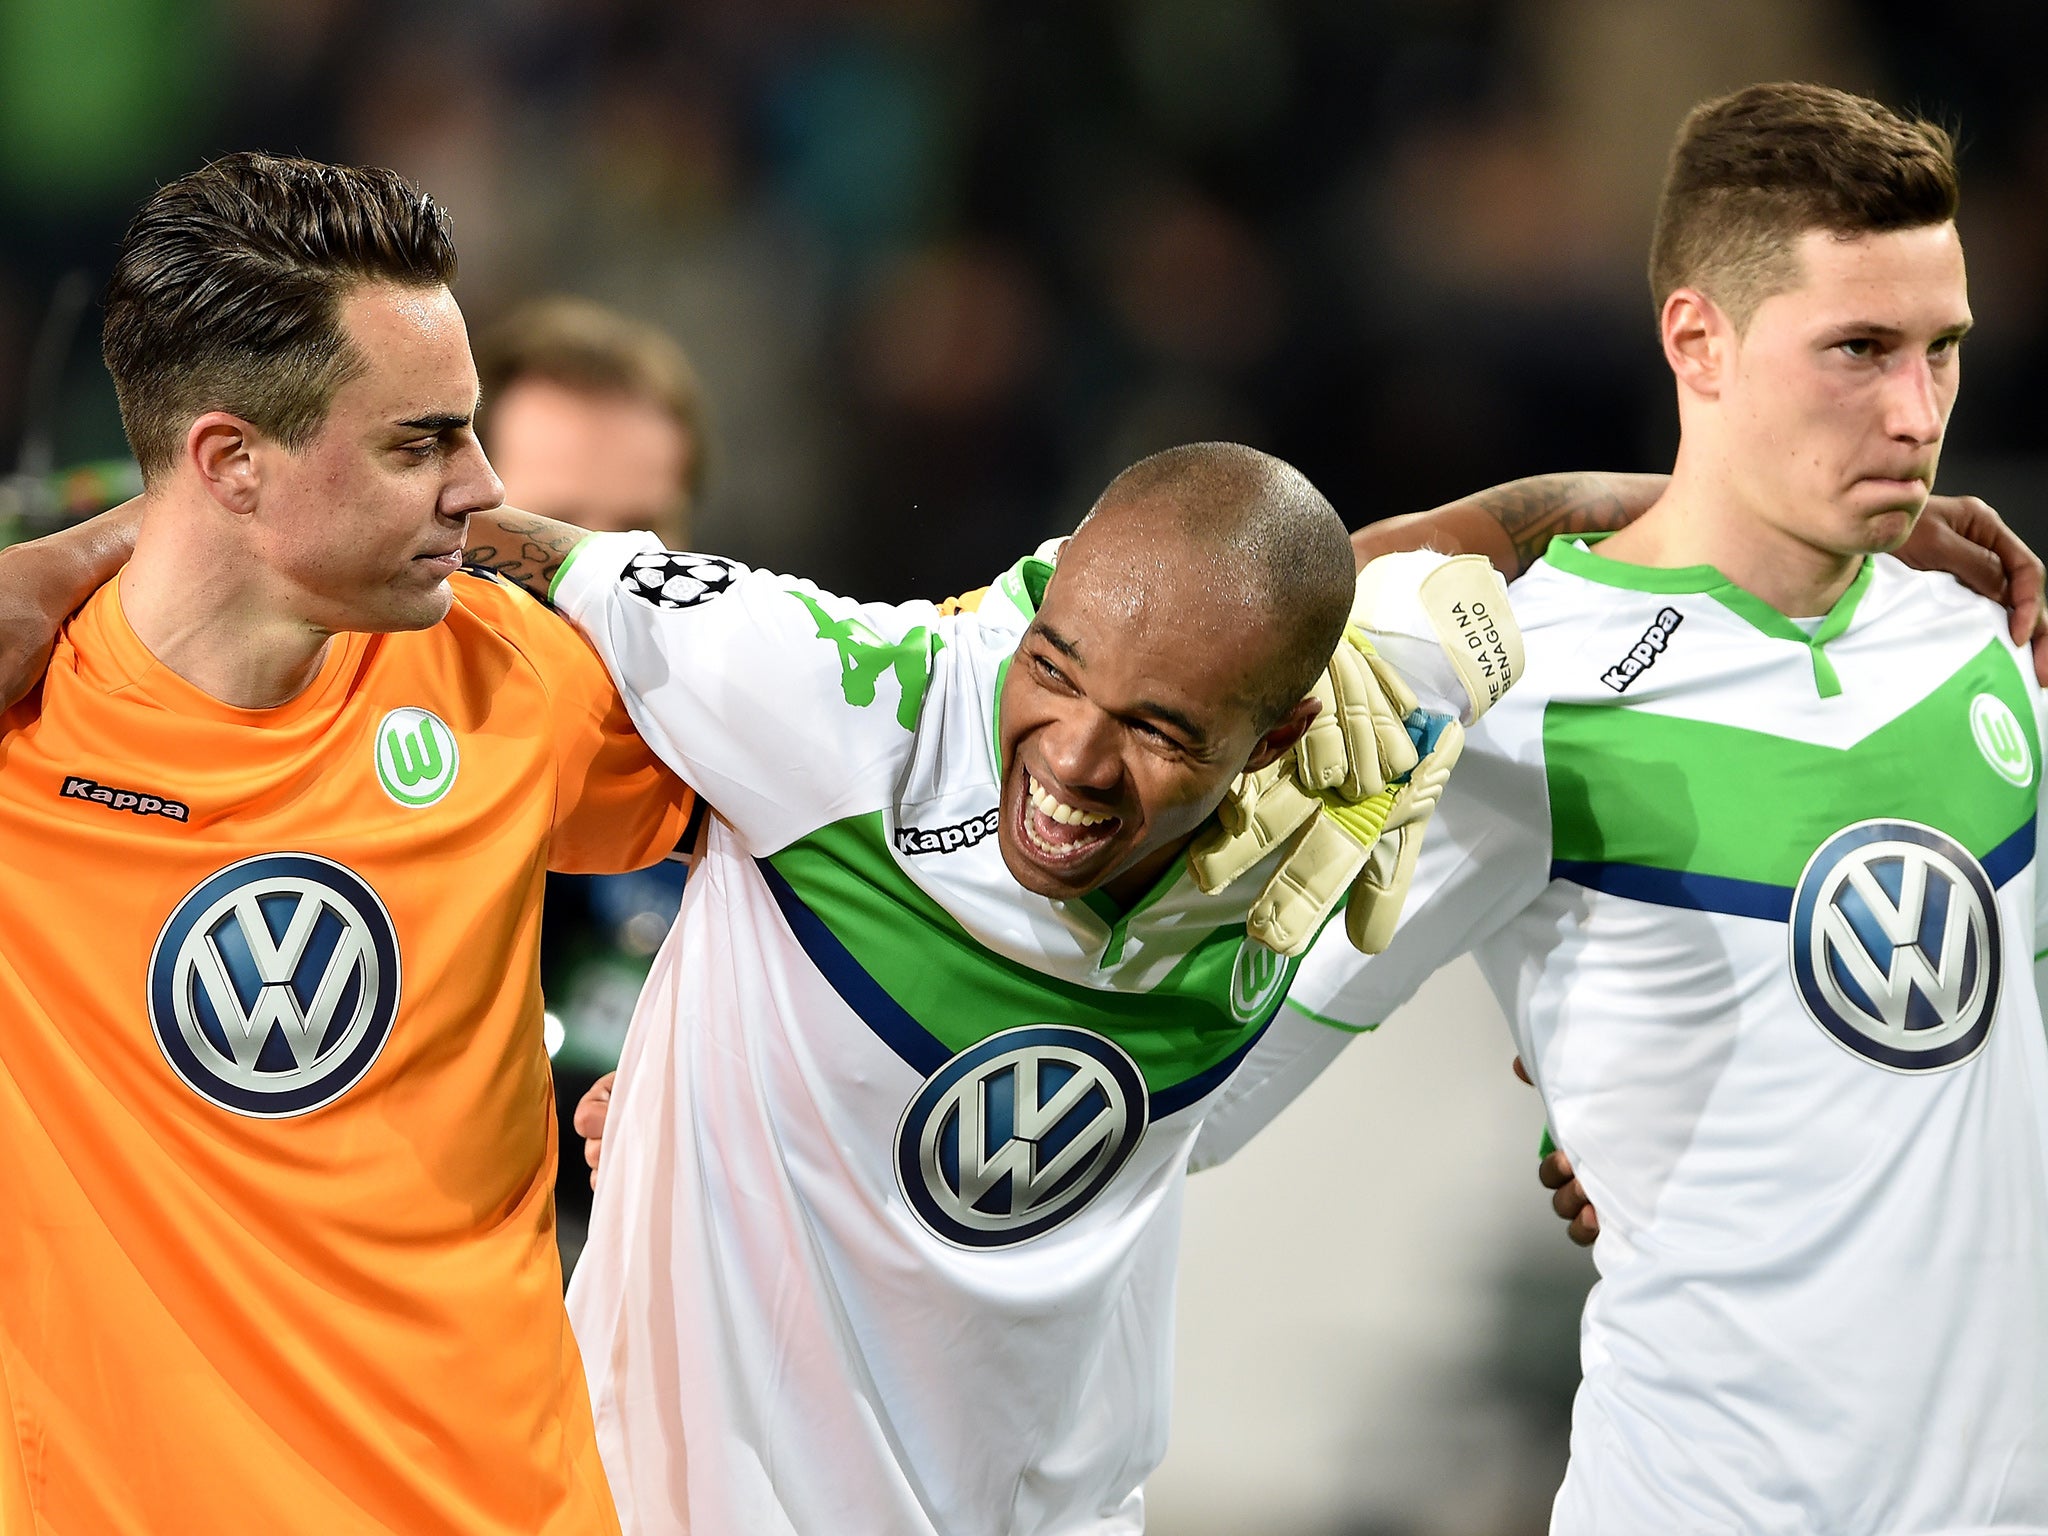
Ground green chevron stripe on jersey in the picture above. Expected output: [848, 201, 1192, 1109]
[1546, 636, 2035, 895]
[768, 816, 1294, 1103]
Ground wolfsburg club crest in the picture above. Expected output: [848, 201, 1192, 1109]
[897, 1025, 1148, 1248]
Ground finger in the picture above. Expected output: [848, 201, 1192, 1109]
[572, 1071, 616, 1138]
[1938, 519, 2008, 601]
[1511, 1055, 1531, 1086]
[1294, 669, 1348, 791]
[2003, 523, 2047, 647]
[1538, 1150, 1575, 1191]
[2033, 618, 2048, 690]
[1568, 1203, 1599, 1246]
[1902, 499, 2007, 601]
[584, 1135, 603, 1168]
[1551, 1182, 1587, 1221]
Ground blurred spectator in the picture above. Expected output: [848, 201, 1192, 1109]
[474, 295, 708, 545]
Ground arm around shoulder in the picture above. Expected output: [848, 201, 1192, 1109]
[0, 501, 142, 708]
[1352, 472, 1668, 579]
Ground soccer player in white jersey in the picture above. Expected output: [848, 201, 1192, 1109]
[453, 443, 1462, 1535]
[1194, 82, 2048, 1533]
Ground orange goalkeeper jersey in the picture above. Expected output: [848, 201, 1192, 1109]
[0, 571, 691, 1535]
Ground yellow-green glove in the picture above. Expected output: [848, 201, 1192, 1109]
[1191, 552, 1520, 957]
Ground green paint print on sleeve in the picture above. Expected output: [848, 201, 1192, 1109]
[789, 590, 945, 730]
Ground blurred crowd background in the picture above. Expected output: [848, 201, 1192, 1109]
[4, 2, 2043, 1532]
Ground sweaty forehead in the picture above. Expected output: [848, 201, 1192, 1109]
[1051, 524, 1262, 638]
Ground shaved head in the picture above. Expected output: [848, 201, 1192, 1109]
[1074, 442, 1355, 726]
[997, 442, 1352, 903]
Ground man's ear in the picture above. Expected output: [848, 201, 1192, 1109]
[1243, 695, 1320, 774]
[185, 412, 262, 515]
[1661, 287, 1731, 400]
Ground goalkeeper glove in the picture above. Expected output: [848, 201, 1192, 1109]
[1191, 551, 1521, 956]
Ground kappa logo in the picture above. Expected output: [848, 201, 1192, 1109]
[374, 708, 459, 808]
[1601, 607, 1685, 693]
[896, 1025, 1148, 1248]
[59, 774, 188, 823]
[1789, 820, 2000, 1074]
[147, 853, 402, 1117]
[1969, 693, 2034, 788]
[894, 808, 999, 856]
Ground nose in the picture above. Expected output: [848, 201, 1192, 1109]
[1885, 354, 1946, 447]
[445, 436, 506, 519]
[1036, 706, 1123, 798]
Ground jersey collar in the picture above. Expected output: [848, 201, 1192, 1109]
[1544, 533, 1875, 699]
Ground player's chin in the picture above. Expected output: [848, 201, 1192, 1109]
[1859, 501, 1926, 554]
[358, 580, 456, 633]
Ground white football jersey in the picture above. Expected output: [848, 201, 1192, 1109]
[1202, 537, 2048, 1535]
[552, 534, 1307, 1536]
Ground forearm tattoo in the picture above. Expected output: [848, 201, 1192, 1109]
[1475, 473, 1643, 575]
[462, 514, 588, 603]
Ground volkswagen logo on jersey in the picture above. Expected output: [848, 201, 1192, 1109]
[896, 1025, 1147, 1248]
[1789, 820, 2001, 1073]
[148, 853, 402, 1117]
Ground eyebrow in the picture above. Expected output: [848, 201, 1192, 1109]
[396, 393, 484, 432]
[1037, 621, 1083, 663]
[1830, 319, 1974, 341]
[1032, 621, 1209, 746]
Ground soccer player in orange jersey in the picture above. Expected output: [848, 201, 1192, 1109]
[0, 155, 691, 1533]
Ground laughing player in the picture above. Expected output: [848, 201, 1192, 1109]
[449, 444, 1504, 1535]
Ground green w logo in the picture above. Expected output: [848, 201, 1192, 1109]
[789, 591, 943, 730]
[374, 708, 460, 808]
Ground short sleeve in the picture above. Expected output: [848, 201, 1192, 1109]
[550, 532, 954, 854]
[458, 572, 694, 875]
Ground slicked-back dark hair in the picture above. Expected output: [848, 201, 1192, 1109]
[1649, 82, 1959, 331]
[103, 151, 458, 480]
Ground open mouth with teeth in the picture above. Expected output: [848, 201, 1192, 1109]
[1018, 771, 1124, 867]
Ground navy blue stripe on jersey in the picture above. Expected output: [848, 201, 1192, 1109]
[1150, 1021, 1274, 1119]
[1552, 815, 2035, 922]
[1982, 816, 2036, 890]
[1549, 860, 1793, 922]
[757, 858, 953, 1076]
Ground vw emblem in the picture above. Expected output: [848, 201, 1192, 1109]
[147, 853, 402, 1117]
[896, 1026, 1147, 1248]
[1789, 820, 2001, 1074]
